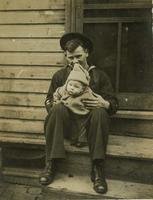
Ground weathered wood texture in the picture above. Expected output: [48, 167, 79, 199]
[0, 106, 46, 120]
[0, 66, 61, 79]
[0, 53, 64, 65]
[0, 11, 65, 24]
[0, 25, 65, 37]
[0, 0, 65, 10]
[1, 133, 153, 185]
[0, 79, 49, 93]
[118, 93, 153, 110]
[0, 0, 65, 136]
[0, 39, 61, 52]
[0, 93, 46, 106]
[0, 119, 44, 133]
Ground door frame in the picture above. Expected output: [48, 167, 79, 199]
[65, 0, 152, 110]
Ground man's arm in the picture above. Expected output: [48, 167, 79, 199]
[45, 67, 70, 112]
[45, 73, 62, 112]
[98, 70, 119, 115]
[82, 70, 118, 115]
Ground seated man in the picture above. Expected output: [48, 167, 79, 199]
[39, 32, 119, 194]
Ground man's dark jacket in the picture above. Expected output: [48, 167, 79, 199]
[45, 65, 118, 115]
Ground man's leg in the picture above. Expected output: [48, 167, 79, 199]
[40, 103, 71, 185]
[87, 108, 110, 194]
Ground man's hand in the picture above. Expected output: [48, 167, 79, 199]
[82, 96, 110, 110]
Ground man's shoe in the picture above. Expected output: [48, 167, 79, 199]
[91, 162, 108, 194]
[39, 160, 56, 185]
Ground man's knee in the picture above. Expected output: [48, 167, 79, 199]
[51, 103, 68, 115]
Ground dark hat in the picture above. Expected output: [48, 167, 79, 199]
[60, 32, 93, 53]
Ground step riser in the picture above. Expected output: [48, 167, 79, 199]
[3, 154, 153, 185]
[111, 118, 153, 138]
[3, 175, 40, 186]
[2, 147, 153, 185]
[58, 152, 153, 184]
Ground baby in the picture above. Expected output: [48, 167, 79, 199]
[53, 64, 102, 147]
[53, 63, 102, 115]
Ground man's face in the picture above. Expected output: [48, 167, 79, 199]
[65, 46, 88, 68]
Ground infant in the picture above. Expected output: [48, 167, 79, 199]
[53, 63, 102, 115]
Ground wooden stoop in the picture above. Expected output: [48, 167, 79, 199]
[0, 110, 153, 199]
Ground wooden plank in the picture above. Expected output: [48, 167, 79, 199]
[115, 22, 122, 92]
[0, 25, 65, 38]
[3, 167, 41, 178]
[109, 135, 153, 160]
[71, 0, 77, 32]
[115, 110, 153, 120]
[0, 66, 61, 79]
[0, 92, 46, 107]
[0, 106, 46, 120]
[47, 174, 153, 199]
[118, 93, 153, 110]
[65, 0, 71, 32]
[60, 149, 153, 185]
[0, 79, 50, 93]
[0, 132, 44, 142]
[0, 118, 44, 133]
[111, 118, 153, 138]
[76, 0, 83, 32]
[0, 0, 65, 10]
[2, 171, 153, 199]
[0, 10, 65, 24]
[0, 52, 64, 65]
[84, 2, 152, 10]
[0, 38, 61, 52]
[1, 133, 153, 160]
[84, 17, 148, 23]
[64, 135, 153, 160]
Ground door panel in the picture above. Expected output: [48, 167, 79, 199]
[84, 23, 117, 87]
[120, 22, 152, 93]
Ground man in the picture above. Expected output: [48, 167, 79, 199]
[39, 32, 118, 194]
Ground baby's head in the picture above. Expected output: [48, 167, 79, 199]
[66, 80, 86, 96]
[66, 63, 90, 96]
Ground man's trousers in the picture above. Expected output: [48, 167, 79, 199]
[44, 103, 110, 162]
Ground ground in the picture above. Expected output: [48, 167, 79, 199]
[0, 180, 43, 200]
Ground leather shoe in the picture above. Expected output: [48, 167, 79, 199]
[91, 162, 108, 194]
[39, 160, 56, 185]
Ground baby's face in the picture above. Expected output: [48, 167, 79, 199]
[66, 80, 85, 96]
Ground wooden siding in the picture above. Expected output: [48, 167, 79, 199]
[0, 0, 66, 136]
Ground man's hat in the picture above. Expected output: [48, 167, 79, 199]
[60, 32, 93, 53]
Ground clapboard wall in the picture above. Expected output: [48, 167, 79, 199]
[0, 0, 66, 137]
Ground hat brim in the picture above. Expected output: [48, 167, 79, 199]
[60, 32, 93, 53]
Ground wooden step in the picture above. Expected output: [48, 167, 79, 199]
[43, 173, 153, 199]
[2, 167, 41, 186]
[1, 133, 153, 184]
[111, 110, 153, 138]
[60, 137, 153, 184]
[114, 110, 153, 120]
[1, 133, 153, 161]
[0, 110, 153, 138]
[2, 168, 153, 199]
